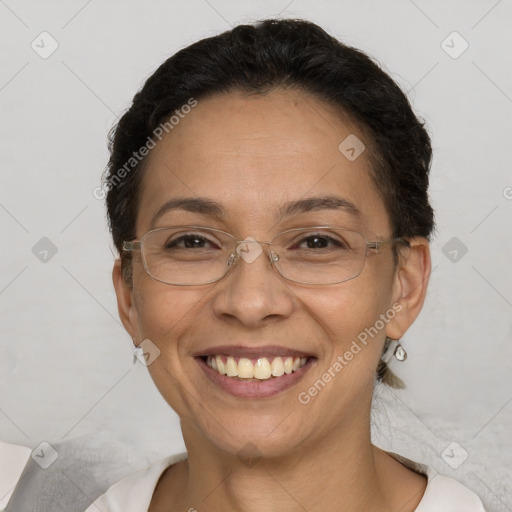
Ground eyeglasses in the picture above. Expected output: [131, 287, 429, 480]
[122, 225, 408, 286]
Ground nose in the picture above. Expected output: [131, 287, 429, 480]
[211, 240, 294, 328]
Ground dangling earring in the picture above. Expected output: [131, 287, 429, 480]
[133, 341, 143, 364]
[382, 338, 408, 363]
[393, 341, 407, 362]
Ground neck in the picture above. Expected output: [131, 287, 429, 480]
[163, 415, 417, 511]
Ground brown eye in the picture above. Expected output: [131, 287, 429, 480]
[166, 234, 211, 249]
[292, 234, 348, 250]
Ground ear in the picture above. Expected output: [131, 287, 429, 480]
[385, 237, 431, 340]
[112, 259, 140, 344]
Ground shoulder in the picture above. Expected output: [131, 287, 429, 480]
[0, 441, 32, 510]
[416, 472, 486, 511]
[386, 451, 486, 512]
[84, 452, 188, 512]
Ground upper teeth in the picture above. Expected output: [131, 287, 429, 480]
[206, 355, 308, 380]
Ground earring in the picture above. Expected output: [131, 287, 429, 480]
[382, 338, 408, 363]
[393, 341, 407, 362]
[133, 342, 143, 364]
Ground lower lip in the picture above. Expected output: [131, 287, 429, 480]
[196, 357, 316, 399]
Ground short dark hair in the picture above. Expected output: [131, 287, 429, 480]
[104, 18, 435, 388]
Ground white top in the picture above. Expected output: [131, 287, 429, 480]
[0, 441, 32, 511]
[85, 450, 486, 511]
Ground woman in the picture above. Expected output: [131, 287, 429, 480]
[86, 19, 485, 511]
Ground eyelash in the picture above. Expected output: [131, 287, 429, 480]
[166, 233, 347, 250]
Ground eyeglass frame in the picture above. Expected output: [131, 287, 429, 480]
[122, 225, 410, 286]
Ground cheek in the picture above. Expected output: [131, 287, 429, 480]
[291, 282, 394, 431]
[304, 267, 395, 379]
[310, 278, 392, 340]
[132, 263, 183, 335]
[135, 285, 200, 342]
[133, 281, 207, 416]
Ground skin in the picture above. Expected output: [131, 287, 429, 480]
[113, 88, 431, 511]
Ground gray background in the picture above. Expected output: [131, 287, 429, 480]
[1, 0, 511, 510]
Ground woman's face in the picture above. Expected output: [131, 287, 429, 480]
[115, 88, 417, 458]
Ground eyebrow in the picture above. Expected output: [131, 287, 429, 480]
[150, 195, 362, 227]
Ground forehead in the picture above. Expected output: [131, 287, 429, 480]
[136, 88, 390, 237]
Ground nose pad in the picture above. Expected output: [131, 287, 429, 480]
[227, 240, 277, 269]
[270, 250, 280, 264]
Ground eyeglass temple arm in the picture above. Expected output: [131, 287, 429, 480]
[367, 237, 410, 253]
[122, 241, 142, 252]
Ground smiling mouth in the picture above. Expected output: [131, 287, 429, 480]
[201, 355, 311, 381]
